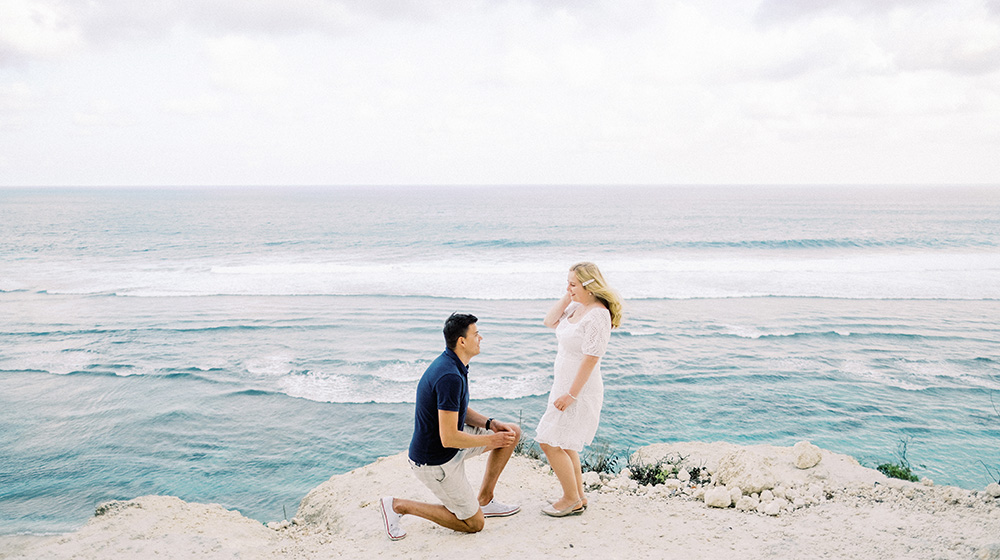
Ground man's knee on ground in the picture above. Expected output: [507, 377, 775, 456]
[461, 512, 485, 533]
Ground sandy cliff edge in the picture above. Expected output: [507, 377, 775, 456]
[3, 441, 999, 560]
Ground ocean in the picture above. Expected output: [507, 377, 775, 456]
[1, 185, 998, 535]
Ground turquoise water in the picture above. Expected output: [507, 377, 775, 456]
[1, 186, 999, 534]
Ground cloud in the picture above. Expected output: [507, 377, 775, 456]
[750, 1, 1000, 78]
[754, 0, 937, 24]
[81, 0, 360, 39]
[163, 94, 223, 116]
[205, 35, 287, 95]
[891, 17, 1000, 75]
[1, 0, 445, 66]
[0, 0, 82, 64]
[0, 81, 32, 111]
[2, 0, 999, 186]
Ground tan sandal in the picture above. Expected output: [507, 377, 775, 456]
[542, 499, 583, 517]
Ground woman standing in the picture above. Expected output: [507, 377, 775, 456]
[535, 262, 622, 517]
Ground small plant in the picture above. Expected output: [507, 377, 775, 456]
[627, 452, 686, 486]
[877, 462, 918, 482]
[628, 458, 672, 486]
[581, 440, 619, 474]
[687, 465, 710, 485]
[979, 387, 1000, 484]
[513, 410, 545, 462]
[514, 436, 544, 461]
[877, 437, 919, 482]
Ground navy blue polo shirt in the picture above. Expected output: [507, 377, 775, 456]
[408, 348, 469, 466]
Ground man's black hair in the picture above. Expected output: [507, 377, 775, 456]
[444, 313, 478, 350]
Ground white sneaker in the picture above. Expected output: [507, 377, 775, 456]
[481, 499, 520, 518]
[380, 496, 406, 540]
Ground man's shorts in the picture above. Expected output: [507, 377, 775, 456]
[409, 425, 489, 520]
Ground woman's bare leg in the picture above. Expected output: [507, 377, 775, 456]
[540, 443, 581, 510]
[565, 449, 587, 507]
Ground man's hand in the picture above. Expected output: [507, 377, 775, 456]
[485, 427, 517, 450]
[489, 419, 515, 433]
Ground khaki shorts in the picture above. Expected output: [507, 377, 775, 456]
[409, 425, 489, 520]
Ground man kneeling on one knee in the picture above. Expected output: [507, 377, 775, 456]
[379, 313, 521, 540]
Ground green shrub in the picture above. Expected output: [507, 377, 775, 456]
[581, 440, 619, 474]
[627, 452, 685, 486]
[877, 437, 919, 482]
[877, 462, 918, 482]
[628, 460, 674, 486]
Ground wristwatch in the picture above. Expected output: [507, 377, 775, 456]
[486, 418, 494, 431]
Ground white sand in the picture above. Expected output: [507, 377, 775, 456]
[3, 442, 999, 559]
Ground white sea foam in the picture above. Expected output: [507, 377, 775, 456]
[243, 355, 294, 376]
[273, 360, 550, 404]
[8, 250, 1000, 300]
[278, 371, 415, 404]
[722, 325, 799, 339]
[620, 328, 660, 336]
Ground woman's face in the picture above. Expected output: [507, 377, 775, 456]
[567, 270, 590, 302]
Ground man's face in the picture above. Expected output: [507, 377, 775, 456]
[460, 323, 482, 357]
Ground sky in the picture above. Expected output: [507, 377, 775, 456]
[1, 0, 999, 187]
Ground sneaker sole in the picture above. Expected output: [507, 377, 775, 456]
[483, 507, 521, 518]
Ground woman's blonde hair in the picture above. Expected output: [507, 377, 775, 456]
[571, 262, 623, 328]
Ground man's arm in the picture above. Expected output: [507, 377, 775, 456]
[466, 406, 517, 435]
[438, 410, 515, 450]
[464, 407, 488, 429]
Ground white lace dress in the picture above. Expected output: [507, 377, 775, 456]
[534, 302, 612, 452]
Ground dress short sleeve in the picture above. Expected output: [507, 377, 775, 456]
[581, 308, 612, 357]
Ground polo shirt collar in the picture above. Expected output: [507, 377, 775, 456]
[444, 348, 469, 376]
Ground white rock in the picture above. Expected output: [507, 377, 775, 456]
[735, 496, 759, 512]
[793, 497, 807, 508]
[677, 469, 691, 482]
[705, 487, 732, 508]
[793, 441, 822, 469]
[607, 476, 638, 492]
[986, 483, 1000, 498]
[729, 486, 743, 503]
[773, 486, 787, 500]
[652, 484, 674, 497]
[619, 468, 632, 479]
[664, 479, 682, 491]
[581, 471, 602, 488]
[763, 500, 782, 516]
[921, 477, 934, 487]
[694, 487, 706, 500]
[715, 449, 777, 495]
[760, 490, 774, 503]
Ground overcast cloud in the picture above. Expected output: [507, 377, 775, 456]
[1, 0, 998, 186]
